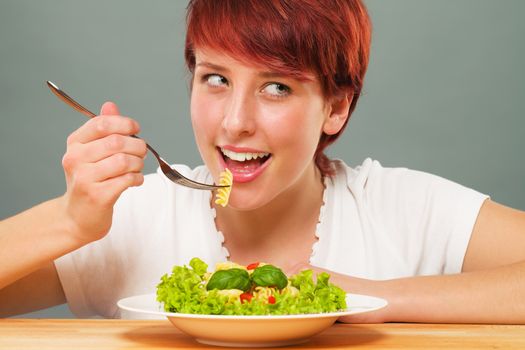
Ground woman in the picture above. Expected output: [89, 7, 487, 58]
[1, 0, 524, 323]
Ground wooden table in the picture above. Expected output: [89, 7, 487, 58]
[1, 319, 524, 349]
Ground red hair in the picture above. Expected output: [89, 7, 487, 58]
[185, 0, 372, 176]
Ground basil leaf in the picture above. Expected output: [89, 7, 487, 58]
[206, 268, 251, 291]
[251, 265, 288, 290]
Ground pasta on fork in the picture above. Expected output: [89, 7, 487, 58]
[215, 168, 233, 207]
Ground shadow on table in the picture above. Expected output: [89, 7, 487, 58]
[121, 323, 199, 348]
[121, 322, 386, 349]
[304, 324, 386, 348]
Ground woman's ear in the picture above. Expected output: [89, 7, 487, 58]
[322, 93, 352, 135]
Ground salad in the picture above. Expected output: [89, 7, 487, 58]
[156, 258, 347, 315]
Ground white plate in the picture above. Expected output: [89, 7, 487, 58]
[118, 293, 387, 347]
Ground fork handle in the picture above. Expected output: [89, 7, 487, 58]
[47, 81, 97, 118]
[47, 81, 160, 157]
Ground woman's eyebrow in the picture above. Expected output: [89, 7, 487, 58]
[195, 62, 229, 73]
[196, 61, 314, 82]
[259, 71, 287, 79]
[260, 71, 315, 82]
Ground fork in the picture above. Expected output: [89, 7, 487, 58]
[46, 81, 225, 190]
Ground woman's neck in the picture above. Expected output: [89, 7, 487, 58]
[213, 162, 325, 268]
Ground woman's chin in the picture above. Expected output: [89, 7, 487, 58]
[222, 193, 268, 212]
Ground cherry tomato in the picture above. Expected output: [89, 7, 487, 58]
[240, 293, 253, 303]
[268, 295, 276, 304]
[246, 262, 260, 270]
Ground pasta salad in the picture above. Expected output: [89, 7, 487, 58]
[156, 258, 347, 315]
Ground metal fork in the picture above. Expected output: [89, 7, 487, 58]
[46, 81, 225, 190]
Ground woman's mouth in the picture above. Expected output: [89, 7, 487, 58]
[218, 147, 272, 183]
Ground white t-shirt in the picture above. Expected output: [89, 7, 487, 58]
[54, 158, 488, 318]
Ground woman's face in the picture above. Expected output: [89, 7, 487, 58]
[191, 48, 336, 210]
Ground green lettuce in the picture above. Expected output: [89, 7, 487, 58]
[156, 258, 347, 315]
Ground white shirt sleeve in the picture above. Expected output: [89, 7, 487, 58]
[358, 159, 489, 276]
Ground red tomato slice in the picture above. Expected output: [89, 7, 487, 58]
[246, 262, 260, 270]
[240, 293, 253, 303]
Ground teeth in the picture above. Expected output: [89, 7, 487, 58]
[221, 148, 270, 162]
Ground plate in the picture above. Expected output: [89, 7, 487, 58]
[117, 293, 387, 347]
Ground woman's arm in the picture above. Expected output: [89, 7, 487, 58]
[0, 102, 146, 315]
[296, 200, 525, 324]
[0, 260, 65, 317]
[0, 198, 80, 291]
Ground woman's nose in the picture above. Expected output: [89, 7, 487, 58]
[221, 90, 256, 138]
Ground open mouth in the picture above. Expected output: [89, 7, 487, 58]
[218, 147, 272, 183]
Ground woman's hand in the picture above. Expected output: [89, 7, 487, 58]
[59, 101, 147, 245]
[0, 101, 146, 305]
[287, 263, 390, 323]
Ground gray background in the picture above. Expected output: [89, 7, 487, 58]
[1, 1, 523, 318]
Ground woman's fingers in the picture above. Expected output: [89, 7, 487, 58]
[100, 101, 120, 116]
[96, 172, 145, 205]
[66, 153, 145, 201]
[62, 100, 147, 176]
[85, 153, 145, 183]
[63, 134, 147, 167]
[67, 114, 140, 146]
[66, 100, 138, 145]
[69, 170, 144, 210]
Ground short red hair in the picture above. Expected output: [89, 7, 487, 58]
[185, 0, 372, 176]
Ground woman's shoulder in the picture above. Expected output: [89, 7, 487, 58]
[332, 157, 413, 181]
[331, 158, 468, 195]
[330, 158, 409, 190]
[330, 157, 486, 203]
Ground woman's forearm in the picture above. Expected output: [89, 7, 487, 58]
[379, 262, 525, 324]
[335, 262, 525, 324]
[0, 197, 82, 289]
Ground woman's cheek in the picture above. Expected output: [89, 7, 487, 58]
[192, 95, 218, 137]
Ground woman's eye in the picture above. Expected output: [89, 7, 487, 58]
[205, 74, 228, 87]
[262, 83, 291, 98]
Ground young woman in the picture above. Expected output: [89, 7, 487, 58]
[1, 0, 524, 323]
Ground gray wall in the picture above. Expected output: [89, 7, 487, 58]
[1, 1, 523, 318]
